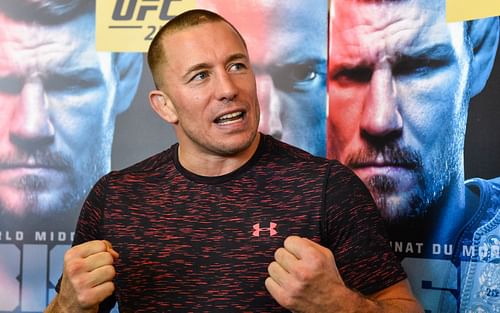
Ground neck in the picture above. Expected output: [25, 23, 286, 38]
[177, 133, 261, 177]
[427, 177, 466, 244]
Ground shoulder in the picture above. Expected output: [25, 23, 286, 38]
[261, 134, 332, 167]
[100, 145, 177, 187]
[119, 145, 176, 174]
[258, 135, 364, 187]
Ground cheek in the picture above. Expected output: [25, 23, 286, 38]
[51, 105, 111, 150]
[328, 91, 362, 138]
[327, 109, 360, 160]
[403, 88, 462, 142]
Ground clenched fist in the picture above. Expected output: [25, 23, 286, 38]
[53, 240, 119, 313]
[265, 236, 348, 312]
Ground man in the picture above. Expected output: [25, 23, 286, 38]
[0, 1, 142, 311]
[46, 9, 422, 313]
[327, 0, 499, 311]
[197, 0, 327, 156]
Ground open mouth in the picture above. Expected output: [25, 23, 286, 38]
[214, 111, 245, 125]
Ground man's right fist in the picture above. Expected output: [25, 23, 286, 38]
[57, 240, 119, 313]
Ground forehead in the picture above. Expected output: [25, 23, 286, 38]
[330, 0, 466, 64]
[163, 21, 248, 69]
[0, 11, 113, 78]
[198, 0, 327, 64]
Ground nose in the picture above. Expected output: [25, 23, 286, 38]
[216, 71, 238, 103]
[9, 75, 55, 150]
[256, 75, 282, 139]
[360, 66, 403, 143]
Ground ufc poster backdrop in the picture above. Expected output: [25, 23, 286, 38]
[0, 1, 498, 312]
[328, 1, 500, 312]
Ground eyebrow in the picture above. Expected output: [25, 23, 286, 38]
[331, 43, 457, 69]
[182, 52, 249, 81]
[404, 43, 456, 60]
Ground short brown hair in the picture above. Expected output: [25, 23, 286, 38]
[147, 9, 247, 88]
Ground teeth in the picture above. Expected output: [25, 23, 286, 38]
[215, 111, 244, 125]
[218, 112, 242, 120]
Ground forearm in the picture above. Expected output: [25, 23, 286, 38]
[340, 280, 423, 313]
[373, 298, 423, 313]
[346, 292, 423, 313]
[44, 296, 67, 313]
[44, 295, 98, 313]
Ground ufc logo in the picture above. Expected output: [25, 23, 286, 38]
[253, 222, 278, 237]
[111, 0, 179, 21]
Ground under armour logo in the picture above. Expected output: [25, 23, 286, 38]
[253, 222, 278, 237]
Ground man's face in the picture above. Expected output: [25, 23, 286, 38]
[159, 21, 260, 158]
[327, 0, 470, 221]
[0, 12, 118, 217]
[198, 0, 327, 156]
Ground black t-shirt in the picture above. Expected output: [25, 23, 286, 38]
[63, 134, 406, 312]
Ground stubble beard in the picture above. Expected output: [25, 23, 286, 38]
[347, 141, 460, 223]
[364, 143, 460, 224]
[0, 148, 109, 229]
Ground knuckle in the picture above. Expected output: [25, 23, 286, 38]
[280, 293, 295, 308]
[308, 253, 323, 267]
[63, 248, 78, 263]
[267, 262, 273, 274]
[274, 248, 281, 260]
[283, 236, 296, 247]
[99, 251, 114, 265]
[76, 290, 95, 308]
[71, 274, 89, 290]
[267, 261, 278, 275]
[293, 263, 315, 283]
[106, 264, 117, 279]
[65, 259, 85, 277]
[296, 269, 312, 282]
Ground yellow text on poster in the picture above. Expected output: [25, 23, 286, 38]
[97, 0, 196, 52]
[447, 0, 500, 22]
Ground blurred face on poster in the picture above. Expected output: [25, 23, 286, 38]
[0, 3, 141, 219]
[198, 0, 328, 156]
[327, 0, 472, 221]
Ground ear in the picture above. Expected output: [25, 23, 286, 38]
[113, 52, 144, 114]
[149, 90, 179, 124]
[468, 17, 499, 97]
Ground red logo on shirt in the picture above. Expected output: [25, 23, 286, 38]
[252, 222, 278, 237]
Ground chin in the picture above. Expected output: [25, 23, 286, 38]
[217, 132, 258, 155]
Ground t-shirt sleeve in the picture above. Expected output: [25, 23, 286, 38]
[55, 175, 117, 312]
[321, 161, 406, 295]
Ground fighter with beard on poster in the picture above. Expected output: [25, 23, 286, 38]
[327, 0, 500, 311]
[0, 1, 142, 311]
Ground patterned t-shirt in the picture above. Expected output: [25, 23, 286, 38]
[67, 134, 406, 312]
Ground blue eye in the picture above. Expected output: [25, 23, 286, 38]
[229, 63, 246, 72]
[192, 71, 209, 81]
[270, 61, 326, 92]
[394, 57, 450, 77]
